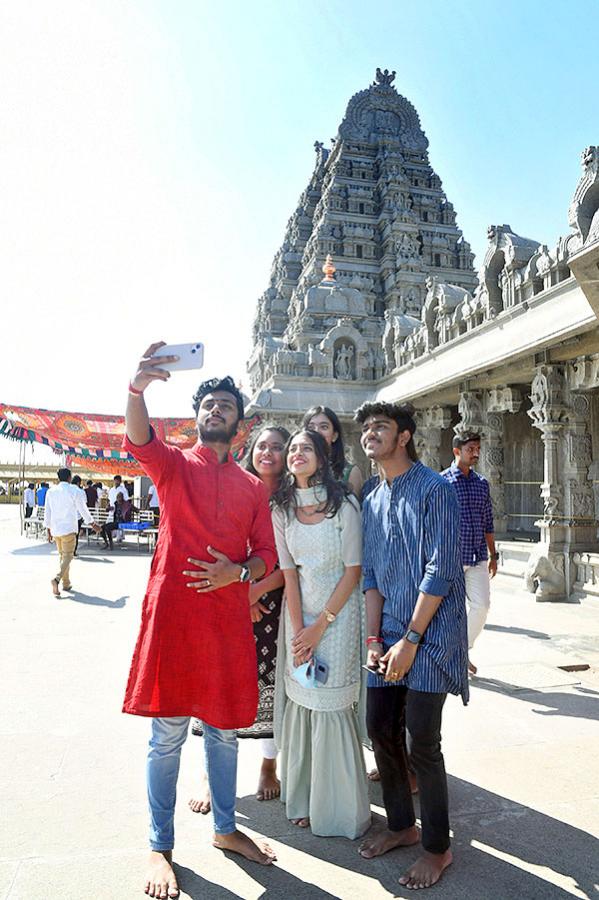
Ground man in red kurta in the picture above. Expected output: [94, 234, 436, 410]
[124, 343, 278, 898]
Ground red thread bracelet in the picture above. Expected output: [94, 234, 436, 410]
[366, 636, 382, 646]
[128, 382, 143, 395]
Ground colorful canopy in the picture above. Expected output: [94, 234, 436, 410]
[0, 403, 260, 475]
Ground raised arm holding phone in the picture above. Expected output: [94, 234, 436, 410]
[124, 342, 278, 899]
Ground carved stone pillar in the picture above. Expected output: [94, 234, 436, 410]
[527, 365, 568, 599]
[526, 364, 597, 600]
[414, 406, 452, 471]
[484, 386, 522, 537]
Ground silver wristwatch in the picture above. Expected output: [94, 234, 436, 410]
[239, 564, 251, 583]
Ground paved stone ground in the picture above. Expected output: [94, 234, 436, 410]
[1, 504, 598, 900]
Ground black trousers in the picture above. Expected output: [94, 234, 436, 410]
[367, 686, 450, 854]
[101, 521, 119, 549]
[25, 505, 33, 519]
[74, 517, 83, 554]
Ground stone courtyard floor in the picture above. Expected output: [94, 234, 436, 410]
[1, 503, 598, 900]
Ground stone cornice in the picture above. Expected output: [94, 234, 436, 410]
[375, 277, 596, 405]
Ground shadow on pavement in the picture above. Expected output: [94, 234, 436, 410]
[66, 591, 128, 608]
[484, 623, 551, 640]
[173, 865, 241, 899]
[448, 774, 598, 900]
[177, 855, 341, 900]
[232, 774, 598, 900]
[472, 677, 599, 721]
[11, 542, 55, 555]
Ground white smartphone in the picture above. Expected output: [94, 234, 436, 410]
[152, 342, 205, 372]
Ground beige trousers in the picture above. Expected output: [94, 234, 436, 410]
[54, 533, 77, 588]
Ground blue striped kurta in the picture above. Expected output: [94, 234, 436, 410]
[362, 461, 469, 704]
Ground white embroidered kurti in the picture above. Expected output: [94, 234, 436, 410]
[272, 489, 370, 839]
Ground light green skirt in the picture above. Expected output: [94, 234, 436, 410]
[279, 699, 371, 839]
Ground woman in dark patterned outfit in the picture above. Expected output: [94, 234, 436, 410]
[189, 424, 290, 811]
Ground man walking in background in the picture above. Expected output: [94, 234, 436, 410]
[44, 468, 101, 596]
[441, 433, 498, 674]
[23, 483, 35, 518]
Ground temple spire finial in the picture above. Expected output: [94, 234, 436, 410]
[373, 67, 396, 87]
[322, 254, 336, 283]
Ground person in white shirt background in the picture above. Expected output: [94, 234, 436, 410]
[147, 481, 159, 525]
[23, 483, 35, 518]
[108, 474, 128, 506]
[44, 467, 101, 597]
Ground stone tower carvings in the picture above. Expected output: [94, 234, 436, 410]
[246, 70, 599, 603]
[248, 69, 476, 394]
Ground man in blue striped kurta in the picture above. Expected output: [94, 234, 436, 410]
[354, 401, 468, 891]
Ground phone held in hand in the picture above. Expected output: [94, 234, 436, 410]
[313, 658, 329, 685]
[152, 342, 205, 372]
[362, 662, 386, 674]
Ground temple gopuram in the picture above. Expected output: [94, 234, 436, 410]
[247, 68, 599, 603]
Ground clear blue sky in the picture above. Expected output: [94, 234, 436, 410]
[1, 0, 598, 460]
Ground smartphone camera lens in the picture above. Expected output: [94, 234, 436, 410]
[191, 348, 196, 354]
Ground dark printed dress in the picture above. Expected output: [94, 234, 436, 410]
[192, 574, 283, 739]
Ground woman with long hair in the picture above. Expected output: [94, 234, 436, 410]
[303, 405, 364, 496]
[272, 429, 369, 839]
[189, 424, 290, 812]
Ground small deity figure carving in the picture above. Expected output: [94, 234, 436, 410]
[374, 109, 397, 133]
[334, 343, 355, 380]
[373, 68, 396, 87]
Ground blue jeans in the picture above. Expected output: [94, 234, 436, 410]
[147, 716, 238, 850]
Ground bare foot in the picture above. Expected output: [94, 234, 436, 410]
[368, 766, 417, 794]
[399, 849, 453, 889]
[212, 829, 276, 865]
[290, 817, 310, 827]
[51, 578, 60, 597]
[359, 825, 420, 859]
[188, 773, 211, 814]
[256, 758, 280, 801]
[144, 850, 179, 898]
[468, 659, 478, 675]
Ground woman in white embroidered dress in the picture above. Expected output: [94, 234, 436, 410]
[272, 429, 370, 839]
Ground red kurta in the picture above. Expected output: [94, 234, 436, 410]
[122, 429, 277, 729]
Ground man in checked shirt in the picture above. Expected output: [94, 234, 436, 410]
[441, 432, 498, 674]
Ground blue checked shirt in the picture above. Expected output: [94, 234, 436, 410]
[362, 462, 469, 704]
[440, 462, 494, 566]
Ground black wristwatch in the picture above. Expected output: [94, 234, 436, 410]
[490, 552, 500, 562]
[238, 564, 251, 583]
[404, 629, 422, 645]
